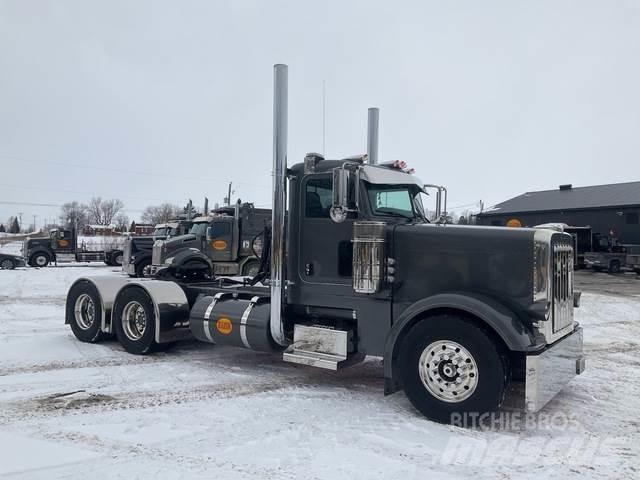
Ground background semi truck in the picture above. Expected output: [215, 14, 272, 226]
[23, 228, 124, 267]
[64, 64, 584, 424]
[122, 219, 194, 277]
[150, 201, 271, 279]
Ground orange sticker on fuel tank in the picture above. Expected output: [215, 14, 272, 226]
[216, 317, 233, 335]
[212, 240, 227, 250]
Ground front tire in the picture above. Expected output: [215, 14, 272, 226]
[241, 259, 260, 277]
[135, 258, 151, 278]
[609, 260, 621, 274]
[65, 280, 106, 343]
[30, 252, 50, 267]
[399, 314, 508, 424]
[113, 287, 160, 355]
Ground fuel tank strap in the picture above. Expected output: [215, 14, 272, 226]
[203, 292, 229, 343]
[239, 296, 261, 349]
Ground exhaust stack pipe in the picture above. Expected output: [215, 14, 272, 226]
[367, 107, 379, 165]
[270, 64, 288, 346]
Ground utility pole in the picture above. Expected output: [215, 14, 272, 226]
[32, 214, 37, 232]
[18, 212, 23, 232]
[226, 182, 232, 206]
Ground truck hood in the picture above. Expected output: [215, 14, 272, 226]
[162, 233, 199, 252]
[391, 223, 536, 308]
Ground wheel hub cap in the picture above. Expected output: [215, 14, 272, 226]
[122, 301, 147, 341]
[418, 340, 478, 403]
[74, 294, 95, 330]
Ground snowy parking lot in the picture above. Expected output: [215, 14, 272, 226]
[1, 259, 639, 479]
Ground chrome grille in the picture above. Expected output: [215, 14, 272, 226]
[552, 241, 574, 333]
[152, 240, 164, 266]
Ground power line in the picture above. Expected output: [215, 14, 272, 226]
[0, 199, 145, 213]
[0, 156, 272, 190]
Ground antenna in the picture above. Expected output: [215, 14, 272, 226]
[322, 80, 326, 156]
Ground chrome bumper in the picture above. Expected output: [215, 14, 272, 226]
[123, 262, 136, 275]
[525, 326, 584, 412]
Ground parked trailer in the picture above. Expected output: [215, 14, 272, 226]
[65, 65, 585, 424]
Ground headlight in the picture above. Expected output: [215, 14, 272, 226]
[164, 257, 174, 265]
[533, 235, 550, 303]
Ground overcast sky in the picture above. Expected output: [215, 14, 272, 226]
[1, 0, 639, 228]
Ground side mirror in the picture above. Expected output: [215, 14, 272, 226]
[330, 167, 355, 223]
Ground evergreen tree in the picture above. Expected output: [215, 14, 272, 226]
[129, 220, 137, 233]
[0, 224, 5, 233]
[10, 217, 20, 233]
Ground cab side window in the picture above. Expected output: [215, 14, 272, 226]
[305, 177, 333, 218]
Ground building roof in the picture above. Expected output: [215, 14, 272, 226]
[480, 181, 640, 216]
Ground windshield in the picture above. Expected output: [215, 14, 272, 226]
[154, 227, 167, 236]
[367, 184, 426, 220]
[189, 223, 209, 236]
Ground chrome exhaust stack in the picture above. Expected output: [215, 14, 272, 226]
[270, 64, 288, 346]
[367, 107, 379, 165]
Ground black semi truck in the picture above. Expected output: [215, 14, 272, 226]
[65, 65, 584, 424]
[122, 220, 193, 277]
[23, 228, 124, 267]
[149, 202, 271, 280]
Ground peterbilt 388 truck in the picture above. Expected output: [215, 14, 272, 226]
[149, 202, 271, 280]
[65, 65, 584, 424]
[122, 220, 193, 277]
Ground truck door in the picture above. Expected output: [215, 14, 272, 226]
[296, 174, 354, 296]
[206, 218, 236, 262]
[53, 230, 74, 253]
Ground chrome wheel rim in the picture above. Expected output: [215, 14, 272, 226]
[35, 255, 47, 266]
[0, 259, 13, 269]
[418, 340, 478, 403]
[114, 254, 123, 265]
[122, 301, 147, 341]
[74, 294, 96, 330]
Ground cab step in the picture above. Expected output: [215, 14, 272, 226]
[283, 324, 353, 370]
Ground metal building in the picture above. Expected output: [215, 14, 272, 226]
[476, 182, 640, 244]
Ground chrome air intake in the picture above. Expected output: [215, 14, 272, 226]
[352, 221, 386, 294]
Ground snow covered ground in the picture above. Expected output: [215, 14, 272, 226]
[0, 257, 639, 478]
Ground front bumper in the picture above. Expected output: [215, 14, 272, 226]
[525, 326, 584, 412]
[123, 262, 136, 275]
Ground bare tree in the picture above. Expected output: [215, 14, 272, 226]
[60, 201, 89, 229]
[87, 197, 125, 225]
[141, 203, 179, 225]
[114, 212, 129, 232]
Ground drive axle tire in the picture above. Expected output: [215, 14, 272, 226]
[608, 260, 621, 274]
[113, 287, 161, 355]
[30, 252, 50, 268]
[66, 280, 106, 343]
[111, 251, 123, 267]
[399, 314, 508, 425]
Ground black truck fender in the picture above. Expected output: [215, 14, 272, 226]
[383, 292, 536, 395]
[163, 248, 213, 274]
